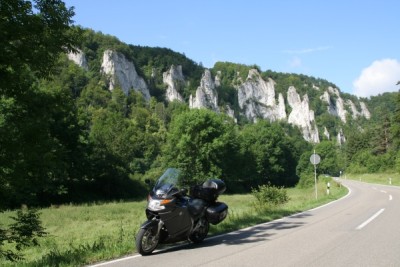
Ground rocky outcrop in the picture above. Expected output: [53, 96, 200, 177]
[163, 65, 184, 102]
[189, 69, 219, 112]
[360, 102, 371, 119]
[100, 49, 150, 100]
[320, 86, 371, 123]
[347, 100, 360, 119]
[323, 127, 330, 140]
[238, 69, 286, 122]
[337, 128, 346, 145]
[287, 86, 320, 143]
[67, 49, 88, 70]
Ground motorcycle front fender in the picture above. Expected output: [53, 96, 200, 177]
[140, 218, 164, 237]
[140, 218, 159, 230]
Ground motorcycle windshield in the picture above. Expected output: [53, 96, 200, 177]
[153, 168, 182, 198]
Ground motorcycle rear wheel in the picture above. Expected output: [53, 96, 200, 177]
[136, 227, 159, 255]
[189, 218, 209, 243]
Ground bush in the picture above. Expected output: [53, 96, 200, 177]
[251, 183, 289, 209]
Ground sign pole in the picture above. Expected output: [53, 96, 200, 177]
[310, 150, 321, 200]
[314, 159, 317, 199]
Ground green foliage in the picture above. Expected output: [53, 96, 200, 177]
[263, 70, 337, 96]
[347, 150, 395, 173]
[212, 61, 260, 84]
[162, 109, 239, 185]
[239, 121, 299, 188]
[251, 183, 289, 209]
[392, 91, 400, 150]
[0, 209, 46, 261]
[0, 0, 81, 208]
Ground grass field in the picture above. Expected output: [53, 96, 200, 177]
[345, 172, 400, 186]
[0, 178, 347, 267]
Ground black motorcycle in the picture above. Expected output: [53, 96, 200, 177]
[135, 168, 228, 255]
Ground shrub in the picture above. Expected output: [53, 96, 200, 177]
[251, 183, 289, 209]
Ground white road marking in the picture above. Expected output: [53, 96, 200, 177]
[380, 190, 387, 193]
[389, 195, 393, 201]
[88, 254, 142, 267]
[356, 208, 385, 230]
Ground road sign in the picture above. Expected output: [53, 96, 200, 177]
[310, 153, 321, 165]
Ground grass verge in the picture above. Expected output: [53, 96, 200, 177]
[0, 178, 347, 267]
[345, 172, 400, 186]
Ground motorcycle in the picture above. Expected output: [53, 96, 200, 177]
[135, 168, 228, 255]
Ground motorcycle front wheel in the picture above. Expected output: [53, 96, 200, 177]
[136, 227, 159, 255]
[189, 217, 209, 243]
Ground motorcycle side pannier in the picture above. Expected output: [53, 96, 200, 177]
[206, 202, 228, 225]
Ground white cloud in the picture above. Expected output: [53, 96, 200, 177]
[283, 46, 332, 54]
[353, 59, 400, 97]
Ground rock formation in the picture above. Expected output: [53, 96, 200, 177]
[189, 69, 219, 112]
[287, 86, 320, 143]
[238, 69, 286, 122]
[163, 65, 184, 102]
[67, 49, 88, 70]
[100, 49, 150, 100]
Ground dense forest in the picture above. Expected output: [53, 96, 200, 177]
[1, 0, 400, 213]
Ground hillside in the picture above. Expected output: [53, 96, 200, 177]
[69, 29, 375, 144]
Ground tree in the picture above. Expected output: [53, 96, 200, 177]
[239, 121, 298, 188]
[162, 109, 239, 186]
[392, 89, 400, 150]
[0, 0, 78, 260]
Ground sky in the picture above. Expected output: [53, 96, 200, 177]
[63, 0, 400, 98]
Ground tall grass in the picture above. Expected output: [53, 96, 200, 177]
[0, 178, 346, 266]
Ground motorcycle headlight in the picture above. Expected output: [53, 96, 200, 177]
[147, 196, 173, 211]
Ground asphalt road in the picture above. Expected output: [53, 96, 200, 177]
[90, 179, 400, 267]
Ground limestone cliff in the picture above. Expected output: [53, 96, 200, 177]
[67, 49, 88, 70]
[238, 69, 286, 122]
[287, 86, 320, 143]
[100, 50, 150, 100]
[163, 65, 184, 102]
[189, 69, 219, 112]
[320, 86, 371, 123]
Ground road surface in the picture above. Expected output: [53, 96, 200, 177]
[90, 180, 400, 267]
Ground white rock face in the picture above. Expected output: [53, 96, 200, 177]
[337, 128, 346, 145]
[335, 97, 348, 123]
[347, 100, 360, 119]
[67, 49, 88, 70]
[360, 102, 371, 119]
[189, 69, 219, 112]
[323, 127, 330, 140]
[287, 86, 320, 143]
[224, 105, 237, 123]
[320, 91, 338, 117]
[100, 49, 150, 100]
[321, 86, 371, 123]
[238, 69, 286, 122]
[163, 65, 184, 102]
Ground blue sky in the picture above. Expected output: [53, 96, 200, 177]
[63, 0, 400, 97]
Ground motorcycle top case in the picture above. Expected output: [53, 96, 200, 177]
[206, 202, 228, 225]
[190, 179, 226, 202]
